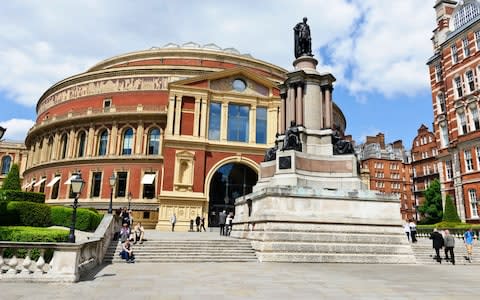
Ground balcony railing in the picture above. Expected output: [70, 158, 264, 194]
[31, 104, 167, 133]
[0, 215, 121, 282]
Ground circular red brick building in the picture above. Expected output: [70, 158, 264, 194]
[23, 42, 347, 230]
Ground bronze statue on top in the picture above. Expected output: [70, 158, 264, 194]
[294, 17, 312, 58]
[282, 121, 302, 152]
[332, 129, 354, 155]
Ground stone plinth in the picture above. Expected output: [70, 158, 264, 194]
[231, 187, 415, 264]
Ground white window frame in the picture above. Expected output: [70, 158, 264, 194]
[451, 44, 459, 64]
[445, 160, 453, 180]
[463, 37, 470, 57]
[475, 30, 480, 50]
[435, 64, 442, 82]
[469, 189, 478, 218]
[476, 147, 480, 170]
[466, 70, 475, 92]
[471, 106, 480, 131]
[465, 149, 474, 172]
[458, 111, 468, 135]
[454, 76, 463, 98]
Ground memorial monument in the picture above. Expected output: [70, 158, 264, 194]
[230, 18, 415, 264]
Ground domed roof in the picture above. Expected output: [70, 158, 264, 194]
[451, 0, 480, 30]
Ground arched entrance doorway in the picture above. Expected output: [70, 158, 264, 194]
[208, 163, 258, 227]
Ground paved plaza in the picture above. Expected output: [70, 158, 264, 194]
[1, 261, 479, 299]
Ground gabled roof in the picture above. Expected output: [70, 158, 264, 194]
[168, 67, 280, 90]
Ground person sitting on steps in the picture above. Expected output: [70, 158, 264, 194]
[120, 239, 135, 263]
[133, 222, 145, 244]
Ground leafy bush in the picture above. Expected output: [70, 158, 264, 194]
[0, 190, 45, 203]
[0, 226, 69, 262]
[442, 195, 461, 223]
[51, 206, 103, 231]
[0, 164, 21, 191]
[0, 226, 69, 242]
[7, 201, 52, 227]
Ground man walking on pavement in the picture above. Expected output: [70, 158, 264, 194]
[219, 210, 227, 236]
[444, 229, 455, 265]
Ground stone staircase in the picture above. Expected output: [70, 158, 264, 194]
[104, 239, 258, 263]
[411, 238, 480, 265]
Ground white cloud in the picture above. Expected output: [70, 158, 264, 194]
[0, 119, 35, 142]
[0, 0, 435, 109]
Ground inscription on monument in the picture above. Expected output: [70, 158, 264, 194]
[279, 156, 292, 170]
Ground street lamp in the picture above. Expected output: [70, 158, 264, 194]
[0, 126, 6, 140]
[108, 173, 116, 214]
[128, 192, 132, 211]
[68, 174, 85, 243]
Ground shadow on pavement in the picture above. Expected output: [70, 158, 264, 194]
[79, 263, 116, 282]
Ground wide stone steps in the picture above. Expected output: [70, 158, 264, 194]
[411, 238, 480, 265]
[256, 252, 416, 264]
[249, 231, 407, 244]
[104, 239, 258, 263]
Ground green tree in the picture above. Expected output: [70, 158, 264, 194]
[1, 164, 21, 191]
[442, 194, 461, 223]
[418, 179, 443, 224]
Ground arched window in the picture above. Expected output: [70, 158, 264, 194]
[60, 134, 68, 159]
[452, 1, 480, 30]
[122, 128, 133, 155]
[1, 156, 12, 175]
[77, 131, 86, 157]
[148, 128, 160, 155]
[98, 130, 108, 156]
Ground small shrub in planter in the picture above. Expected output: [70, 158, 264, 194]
[51, 206, 103, 231]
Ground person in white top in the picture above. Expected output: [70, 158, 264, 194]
[404, 220, 411, 242]
[170, 213, 176, 232]
[409, 220, 417, 243]
[225, 213, 233, 236]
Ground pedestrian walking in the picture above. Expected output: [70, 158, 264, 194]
[444, 229, 455, 265]
[430, 228, 444, 263]
[219, 210, 227, 236]
[170, 213, 176, 232]
[463, 227, 477, 262]
[409, 220, 417, 243]
[195, 215, 201, 232]
[200, 216, 206, 232]
[404, 220, 411, 242]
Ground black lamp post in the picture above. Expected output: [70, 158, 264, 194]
[128, 192, 132, 211]
[68, 174, 85, 243]
[0, 126, 6, 140]
[108, 173, 116, 214]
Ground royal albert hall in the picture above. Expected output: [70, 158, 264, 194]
[23, 43, 347, 230]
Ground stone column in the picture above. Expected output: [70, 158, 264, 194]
[67, 128, 76, 158]
[286, 85, 295, 126]
[109, 123, 118, 155]
[174, 95, 182, 135]
[249, 105, 256, 143]
[452, 150, 466, 221]
[39, 138, 46, 163]
[325, 87, 332, 128]
[268, 107, 278, 144]
[303, 81, 322, 130]
[34, 140, 41, 165]
[52, 132, 60, 161]
[166, 95, 176, 135]
[27, 145, 34, 168]
[86, 125, 94, 157]
[135, 122, 144, 154]
[295, 84, 303, 125]
[193, 97, 201, 137]
[220, 101, 228, 141]
[200, 98, 208, 138]
[279, 94, 286, 134]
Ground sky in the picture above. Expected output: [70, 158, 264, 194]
[0, 0, 437, 149]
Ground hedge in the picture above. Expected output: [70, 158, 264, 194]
[7, 201, 52, 227]
[0, 190, 45, 203]
[0, 226, 69, 262]
[51, 206, 103, 231]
